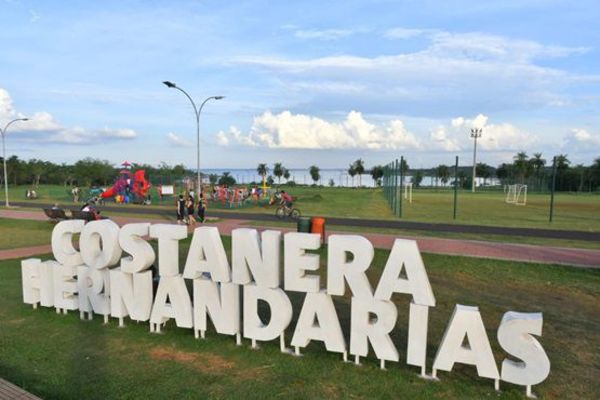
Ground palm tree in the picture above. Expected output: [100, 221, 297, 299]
[513, 152, 531, 183]
[436, 165, 450, 186]
[283, 168, 291, 182]
[530, 153, 546, 189]
[257, 163, 268, 185]
[353, 159, 365, 186]
[348, 164, 357, 186]
[309, 165, 320, 185]
[273, 162, 284, 184]
[370, 165, 384, 187]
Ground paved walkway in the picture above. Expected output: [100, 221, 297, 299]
[1, 209, 599, 268]
[0, 378, 41, 400]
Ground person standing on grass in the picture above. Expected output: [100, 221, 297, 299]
[198, 193, 206, 223]
[176, 194, 185, 224]
[186, 195, 196, 225]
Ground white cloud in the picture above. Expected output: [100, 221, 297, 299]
[216, 110, 421, 150]
[167, 132, 191, 147]
[233, 29, 597, 112]
[563, 128, 600, 151]
[294, 28, 358, 41]
[384, 27, 432, 39]
[427, 31, 589, 63]
[434, 114, 538, 151]
[430, 126, 461, 151]
[1, 87, 137, 144]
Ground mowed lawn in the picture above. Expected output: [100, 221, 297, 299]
[0, 218, 54, 250]
[0, 237, 598, 399]
[7, 184, 600, 231]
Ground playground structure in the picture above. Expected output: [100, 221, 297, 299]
[100, 164, 152, 204]
[505, 184, 528, 206]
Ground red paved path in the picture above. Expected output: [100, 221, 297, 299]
[1, 209, 599, 268]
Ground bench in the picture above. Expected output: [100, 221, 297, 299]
[42, 208, 69, 222]
[69, 210, 96, 222]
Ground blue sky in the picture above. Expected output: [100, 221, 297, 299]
[1, 0, 599, 169]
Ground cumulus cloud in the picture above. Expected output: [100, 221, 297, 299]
[0, 88, 137, 144]
[432, 113, 538, 151]
[563, 128, 600, 151]
[216, 110, 420, 150]
[167, 132, 192, 147]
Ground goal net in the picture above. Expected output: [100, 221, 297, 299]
[505, 184, 527, 206]
[404, 182, 413, 203]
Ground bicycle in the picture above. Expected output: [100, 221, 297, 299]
[276, 204, 301, 220]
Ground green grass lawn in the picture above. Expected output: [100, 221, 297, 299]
[0, 237, 598, 399]
[0, 218, 54, 250]
[7, 184, 600, 232]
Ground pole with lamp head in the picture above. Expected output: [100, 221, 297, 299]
[1, 118, 29, 207]
[470, 127, 482, 193]
[163, 81, 224, 197]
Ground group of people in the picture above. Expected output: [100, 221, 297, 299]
[176, 191, 206, 225]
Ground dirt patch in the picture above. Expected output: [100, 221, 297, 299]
[150, 346, 235, 374]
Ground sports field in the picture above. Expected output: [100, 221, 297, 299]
[8, 184, 600, 232]
[0, 237, 598, 399]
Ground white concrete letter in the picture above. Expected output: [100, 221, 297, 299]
[497, 312, 550, 387]
[51, 220, 84, 266]
[232, 229, 281, 288]
[374, 239, 435, 307]
[80, 220, 122, 269]
[284, 232, 320, 293]
[149, 224, 187, 277]
[433, 305, 500, 380]
[291, 290, 346, 354]
[327, 234, 374, 299]
[193, 279, 240, 336]
[183, 227, 230, 282]
[119, 223, 155, 273]
[350, 297, 399, 362]
[243, 284, 293, 342]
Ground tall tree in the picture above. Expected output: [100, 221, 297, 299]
[348, 164, 357, 186]
[475, 163, 492, 185]
[257, 163, 268, 184]
[283, 168, 291, 182]
[436, 165, 450, 186]
[273, 162, 284, 184]
[309, 165, 320, 185]
[370, 165, 384, 187]
[353, 158, 365, 186]
[512, 152, 531, 183]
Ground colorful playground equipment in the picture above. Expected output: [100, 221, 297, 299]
[100, 164, 151, 204]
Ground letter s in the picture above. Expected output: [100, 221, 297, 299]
[497, 311, 550, 386]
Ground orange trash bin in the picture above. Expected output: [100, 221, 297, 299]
[311, 217, 326, 243]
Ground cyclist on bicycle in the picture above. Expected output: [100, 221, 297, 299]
[280, 190, 293, 210]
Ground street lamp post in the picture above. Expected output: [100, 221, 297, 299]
[470, 127, 482, 193]
[163, 81, 224, 197]
[1, 118, 29, 207]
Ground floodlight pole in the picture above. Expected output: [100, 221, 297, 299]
[1, 118, 29, 207]
[163, 81, 224, 197]
[470, 128, 482, 193]
[549, 156, 557, 222]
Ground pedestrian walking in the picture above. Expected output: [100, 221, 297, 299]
[186, 195, 196, 225]
[176, 194, 185, 224]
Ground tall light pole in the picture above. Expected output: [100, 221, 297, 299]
[163, 81, 224, 196]
[1, 118, 29, 207]
[470, 127, 482, 193]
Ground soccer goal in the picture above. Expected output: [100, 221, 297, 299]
[505, 184, 527, 206]
[403, 182, 413, 203]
